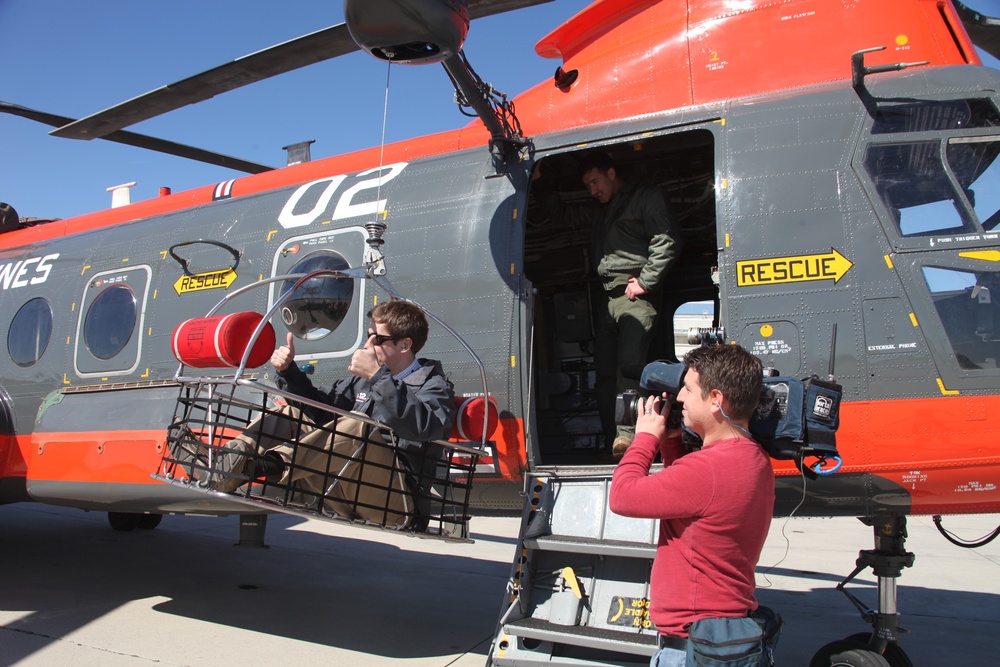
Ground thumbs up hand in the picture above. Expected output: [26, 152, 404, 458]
[271, 332, 296, 371]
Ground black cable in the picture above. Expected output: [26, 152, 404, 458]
[445, 52, 524, 139]
[932, 514, 1000, 548]
[758, 461, 809, 588]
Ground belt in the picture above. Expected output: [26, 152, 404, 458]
[657, 634, 689, 651]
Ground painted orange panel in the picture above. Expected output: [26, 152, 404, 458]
[29, 430, 165, 485]
[494, 417, 528, 480]
[0, 433, 28, 478]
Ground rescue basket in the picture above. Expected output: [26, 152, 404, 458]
[152, 270, 494, 543]
[156, 380, 484, 540]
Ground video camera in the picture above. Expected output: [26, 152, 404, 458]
[613, 362, 687, 429]
[615, 360, 843, 467]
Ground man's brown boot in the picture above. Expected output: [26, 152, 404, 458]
[612, 436, 633, 459]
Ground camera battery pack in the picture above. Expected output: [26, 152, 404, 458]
[751, 375, 842, 460]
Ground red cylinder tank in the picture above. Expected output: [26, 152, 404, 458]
[450, 395, 499, 442]
[171, 311, 276, 369]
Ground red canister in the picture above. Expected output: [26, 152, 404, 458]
[171, 311, 276, 368]
[450, 395, 499, 442]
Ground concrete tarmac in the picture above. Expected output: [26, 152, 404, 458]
[1, 502, 998, 666]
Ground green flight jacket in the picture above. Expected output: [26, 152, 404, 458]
[536, 179, 683, 292]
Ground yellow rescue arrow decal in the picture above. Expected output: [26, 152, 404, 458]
[737, 249, 853, 287]
[173, 268, 237, 295]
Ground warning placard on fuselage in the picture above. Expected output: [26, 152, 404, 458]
[737, 249, 852, 287]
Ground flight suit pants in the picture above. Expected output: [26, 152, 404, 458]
[594, 289, 658, 443]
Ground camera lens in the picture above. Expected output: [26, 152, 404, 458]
[614, 389, 640, 426]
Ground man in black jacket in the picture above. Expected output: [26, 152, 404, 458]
[206, 300, 456, 528]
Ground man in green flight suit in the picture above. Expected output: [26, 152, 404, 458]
[533, 151, 683, 458]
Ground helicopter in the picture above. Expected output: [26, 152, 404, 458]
[4, 1, 1000, 665]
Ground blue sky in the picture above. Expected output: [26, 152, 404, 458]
[1, 0, 588, 219]
[2, 0, 1000, 220]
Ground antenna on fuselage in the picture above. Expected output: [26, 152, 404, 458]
[827, 323, 839, 383]
[107, 182, 136, 208]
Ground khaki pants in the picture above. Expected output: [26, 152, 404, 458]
[239, 404, 415, 528]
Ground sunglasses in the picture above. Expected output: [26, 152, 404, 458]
[367, 331, 399, 346]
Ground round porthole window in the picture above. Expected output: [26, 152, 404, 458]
[8, 297, 53, 367]
[84, 285, 136, 360]
[281, 252, 354, 340]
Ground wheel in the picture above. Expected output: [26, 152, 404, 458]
[810, 640, 891, 667]
[137, 513, 163, 530]
[845, 633, 914, 667]
[107, 512, 141, 531]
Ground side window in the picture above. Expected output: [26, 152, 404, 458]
[947, 137, 1000, 231]
[871, 99, 1000, 134]
[269, 228, 367, 360]
[864, 142, 972, 237]
[8, 297, 53, 367]
[863, 134, 1000, 238]
[74, 266, 152, 377]
[84, 285, 136, 359]
[280, 251, 354, 341]
[922, 266, 1000, 370]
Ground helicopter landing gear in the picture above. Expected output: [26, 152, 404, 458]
[844, 634, 913, 667]
[809, 514, 915, 667]
[809, 640, 890, 667]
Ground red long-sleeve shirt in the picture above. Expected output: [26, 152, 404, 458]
[610, 432, 775, 636]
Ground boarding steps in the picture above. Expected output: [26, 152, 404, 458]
[488, 467, 662, 667]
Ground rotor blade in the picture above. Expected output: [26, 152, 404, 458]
[467, 0, 554, 20]
[954, 1, 1000, 61]
[50, 23, 358, 141]
[2, 101, 275, 174]
[49, 0, 555, 140]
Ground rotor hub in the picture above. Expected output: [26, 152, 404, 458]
[344, 0, 469, 64]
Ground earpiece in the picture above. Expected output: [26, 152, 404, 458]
[401, 345, 408, 351]
[717, 402, 754, 438]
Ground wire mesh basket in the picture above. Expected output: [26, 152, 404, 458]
[154, 270, 493, 542]
[156, 378, 484, 541]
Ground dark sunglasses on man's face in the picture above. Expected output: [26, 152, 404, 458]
[368, 331, 398, 346]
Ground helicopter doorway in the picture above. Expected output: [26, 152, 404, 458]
[524, 130, 719, 465]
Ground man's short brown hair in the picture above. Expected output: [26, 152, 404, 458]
[370, 300, 429, 353]
[683, 344, 762, 421]
[578, 151, 616, 177]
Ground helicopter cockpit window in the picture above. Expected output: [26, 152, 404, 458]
[864, 141, 972, 236]
[922, 266, 1000, 370]
[280, 251, 353, 341]
[871, 99, 1000, 134]
[84, 285, 136, 360]
[947, 137, 1000, 231]
[8, 297, 53, 367]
